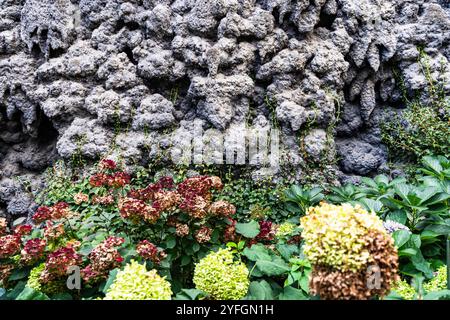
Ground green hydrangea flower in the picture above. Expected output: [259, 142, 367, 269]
[193, 248, 249, 300]
[424, 265, 447, 293]
[104, 260, 172, 300]
[27, 263, 45, 292]
[275, 222, 296, 239]
[27, 263, 65, 295]
[392, 279, 416, 300]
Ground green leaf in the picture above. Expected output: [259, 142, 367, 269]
[386, 210, 407, 224]
[235, 220, 260, 238]
[102, 269, 118, 294]
[423, 290, 450, 300]
[16, 287, 50, 300]
[174, 289, 207, 300]
[8, 269, 29, 281]
[242, 244, 272, 262]
[276, 244, 299, 261]
[12, 217, 26, 227]
[165, 235, 177, 249]
[392, 230, 411, 248]
[247, 280, 274, 300]
[256, 258, 290, 276]
[278, 286, 308, 300]
[398, 248, 417, 257]
[51, 293, 73, 300]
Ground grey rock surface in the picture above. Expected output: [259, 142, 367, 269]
[0, 0, 450, 217]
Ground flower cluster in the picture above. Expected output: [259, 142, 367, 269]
[27, 263, 66, 295]
[209, 200, 236, 217]
[301, 202, 399, 300]
[99, 159, 117, 171]
[424, 265, 447, 293]
[32, 202, 73, 223]
[73, 193, 89, 205]
[81, 237, 124, 284]
[43, 221, 65, 241]
[118, 197, 160, 224]
[40, 245, 82, 283]
[177, 176, 224, 219]
[392, 279, 416, 300]
[127, 177, 173, 201]
[0, 218, 7, 236]
[14, 224, 32, 236]
[104, 260, 172, 300]
[0, 234, 21, 259]
[175, 223, 189, 237]
[136, 240, 167, 264]
[92, 195, 115, 205]
[153, 191, 182, 212]
[383, 220, 410, 234]
[195, 226, 212, 244]
[223, 219, 237, 243]
[20, 238, 46, 265]
[193, 248, 249, 300]
[0, 264, 14, 286]
[275, 222, 297, 240]
[89, 172, 131, 188]
[256, 220, 275, 241]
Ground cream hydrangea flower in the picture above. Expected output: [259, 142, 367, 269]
[104, 260, 172, 300]
[301, 202, 388, 272]
[193, 248, 249, 300]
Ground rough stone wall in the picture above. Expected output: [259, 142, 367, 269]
[0, 0, 449, 219]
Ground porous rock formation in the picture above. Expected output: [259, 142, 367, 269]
[1, 0, 449, 219]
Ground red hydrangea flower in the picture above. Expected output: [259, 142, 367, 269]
[41, 245, 82, 283]
[118, 197, 160, 224]
[208, 200, 236, 217]
[43, 221, 65, 241]
[195, 226, 212, 244]
[20, 238, 46, 265]
[0, 235, 21, 258]
[81, 237, 124, 284]
[179, 195, 209, 219]
[92, 195, 115, 206]
[136, 240, 167, 264]
[14, 225, 32, 236]
[175, 223, 189, 237]
[157, 176, 174, 190]
[256, 220, 275, 241]
[33, 206, 52, 223]
[89, 173, 108, 187]
[223, 218, 237, 242]
[107, 172, 131, 188]
[99, 159, 117, 171]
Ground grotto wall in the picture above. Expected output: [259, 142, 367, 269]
[0, 0, 450, 219]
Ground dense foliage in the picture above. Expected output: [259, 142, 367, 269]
[0, 155, 449, 300]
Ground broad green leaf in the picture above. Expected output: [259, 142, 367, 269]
[247, 280, 274, 300]
[243, 244, 272, 261]
[392, 230, 411, 248]
[423, 290, 450, 300]
[235, 220, 260, 238]
[398, 248, 417, 257]
[278, 286, 308, 300]
[256, 258, 290, 276]
[102, 269, 118, 294]
[16, 287, 50, 300]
